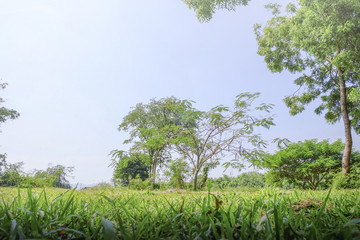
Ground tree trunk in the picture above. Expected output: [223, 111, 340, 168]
[193, 170, 199, 190]
[339, 75, 352, 176]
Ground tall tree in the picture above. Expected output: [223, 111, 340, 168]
[174, 92, 274, 190]
[118, 97, 193, 182]
[183, 0, 250, 22]
[255, 0, 360, 176]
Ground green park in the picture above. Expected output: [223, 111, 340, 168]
[0, 0, 360, 239]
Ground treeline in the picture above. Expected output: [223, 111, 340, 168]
[211, 172, 265, 189]
[0, 154, 73, 188]
[111, 135, 360, 190]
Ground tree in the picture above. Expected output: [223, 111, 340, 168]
[183, 0, 250, 22]
[118, 97, 194, 182]
[263, 139, 360, 190]
[45, 164, 74, 188]
[110, 150, 149, 186]
[164, 158, 191, 189]
[255, 0, 360, 176]
[0, 161, 24, 186]
[174, 92, 274, 190]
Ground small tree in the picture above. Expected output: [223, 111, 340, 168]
[164, 158, 190, 189]
[110, 150, 149, 186]
[174, 92, 274, 190]
[263, 139, 360, 190]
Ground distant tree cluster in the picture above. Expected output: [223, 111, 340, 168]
[0, 157, 73, 188]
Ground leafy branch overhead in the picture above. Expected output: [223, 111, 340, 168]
[183, 0, 250, 22]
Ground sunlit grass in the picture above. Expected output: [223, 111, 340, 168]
[0, 186, 360, 239]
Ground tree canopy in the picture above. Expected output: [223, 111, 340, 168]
[173, 92, 274, 189]
[118, 97, 194, 182]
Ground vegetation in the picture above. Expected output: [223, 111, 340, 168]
[114, 93, 273, 190]
[174, 92, 274, 190]
[263, 139, 360, 190]
[117, 97, 193, 183]
[1, 186, 360, 239]
[255, 0, 360, 176]
[0, 159, 74, 188]
[183, 0, 250, 22]
[110, 151, 149, 186]
[0, 0, 359, 238]
[183, 0, 360, 178]
[211, 172, 265, 189]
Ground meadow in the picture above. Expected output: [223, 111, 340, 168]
[1, 186, 360, 239]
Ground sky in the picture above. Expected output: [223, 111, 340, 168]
[0, 0, 359, 185]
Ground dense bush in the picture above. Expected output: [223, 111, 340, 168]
[262, 139, 360, 190]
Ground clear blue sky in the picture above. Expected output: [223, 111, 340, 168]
[0, 0, 358, 184]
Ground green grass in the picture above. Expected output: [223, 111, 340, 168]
[1, 187, 360, 239]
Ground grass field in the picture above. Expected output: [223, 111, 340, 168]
[1, 186, 360, 239]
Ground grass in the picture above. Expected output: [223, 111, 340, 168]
[1, 186, 360, 239]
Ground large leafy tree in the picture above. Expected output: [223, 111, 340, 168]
[174, 92, 274, 190]
[183, 0, 250, 22]
[255, 0, 360, 175]
[118, 97, 194, 182]
[263, 139, 360, 190]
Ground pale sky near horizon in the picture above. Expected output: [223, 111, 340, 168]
[0, 0, 359, 185]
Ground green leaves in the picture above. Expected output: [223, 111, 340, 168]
[183, 0, 251, 22]
[256, 0, 360, 130]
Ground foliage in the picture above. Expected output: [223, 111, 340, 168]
[263, 139, 360, 190]
[0, 160, 24, 187]
[255, 0, 360, 175]
[0, 82, 19, 131]
[164, 158, 191, 189]
[118, 97, 194, 182]
[174, 92, 274, 189]
[0, 158, 73, 188]
[183, 0, 250, 22]
[110, 150, 149, 186]
[128, 176, 153, 190]
[333, 162, 360, 189]
[212, 172, 265, 189]
[2, 187, 360, 239]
